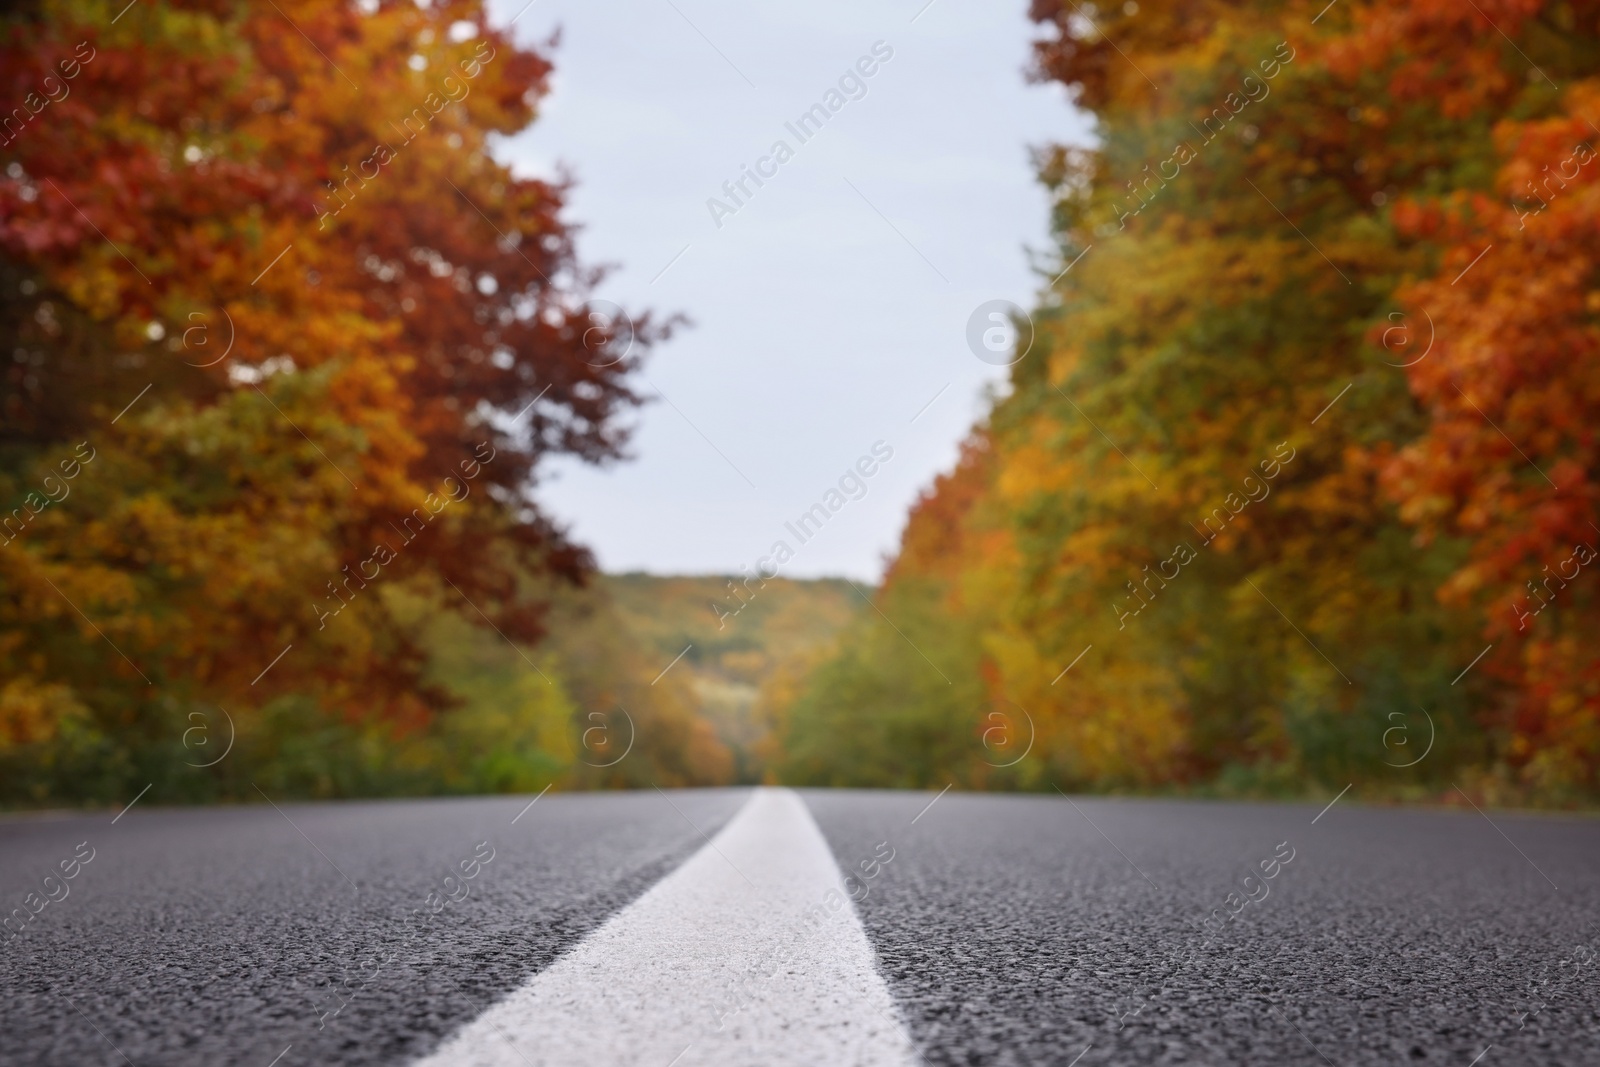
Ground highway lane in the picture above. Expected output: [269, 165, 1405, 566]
[805, 790, 1600, 1067]
[412, 788, 918, 1067]
[2, 787, 1597, 1066]
[0, 789, 750, 1067]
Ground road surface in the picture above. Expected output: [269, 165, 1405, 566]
[1, 787, 1596, 1065]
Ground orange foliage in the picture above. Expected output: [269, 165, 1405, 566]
[0, 1, 661, 749]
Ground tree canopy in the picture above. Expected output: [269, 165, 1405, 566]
[777, 0, 1600, 805]
[0, 0, 725, 801]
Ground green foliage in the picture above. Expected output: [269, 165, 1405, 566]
[603, 573, 859, 781]
[776, 578, 987, 788]
[771, 1, 1600, 806]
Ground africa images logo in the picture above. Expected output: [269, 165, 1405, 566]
[705, 42, 895, 229]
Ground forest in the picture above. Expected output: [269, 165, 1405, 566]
[4, 0, 1599, 807]
[775, 0, 1600, 806]
[0, 0, 706, 803]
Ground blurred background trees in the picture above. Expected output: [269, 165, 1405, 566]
[774, 0, 1600, 806]
[5, 0, 1599, 807]
[0, 0, 729, 802]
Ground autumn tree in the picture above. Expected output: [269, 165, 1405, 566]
[0, 0, 720, 800]
[1363, 3, 1600, 797]
[781, 0, 1600, 802]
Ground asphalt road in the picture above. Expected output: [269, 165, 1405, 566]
[3, 788, 1597, 1066]
[0, 789, 750, 1067]
[806, 790, 1600, 1067]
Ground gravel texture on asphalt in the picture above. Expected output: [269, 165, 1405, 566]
[411, 788, 918, 1067]
[0, 789, 749, 1067]
[802, 790, 1600, 1067]
[4, 788, 1597, 1066]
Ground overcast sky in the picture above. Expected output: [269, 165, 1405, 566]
[489, 0, 1092, 581]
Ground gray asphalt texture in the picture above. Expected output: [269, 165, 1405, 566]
[0, 789, 749, 1067]
[804, 790, 1600, 1067]
[3, 789, 1597, 1066]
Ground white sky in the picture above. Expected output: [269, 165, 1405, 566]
[490, 0, 1091, 581]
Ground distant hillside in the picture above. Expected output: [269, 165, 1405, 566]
[601, 574, 861, 780]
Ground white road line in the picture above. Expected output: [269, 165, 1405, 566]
[412, 788, 917, 1067]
